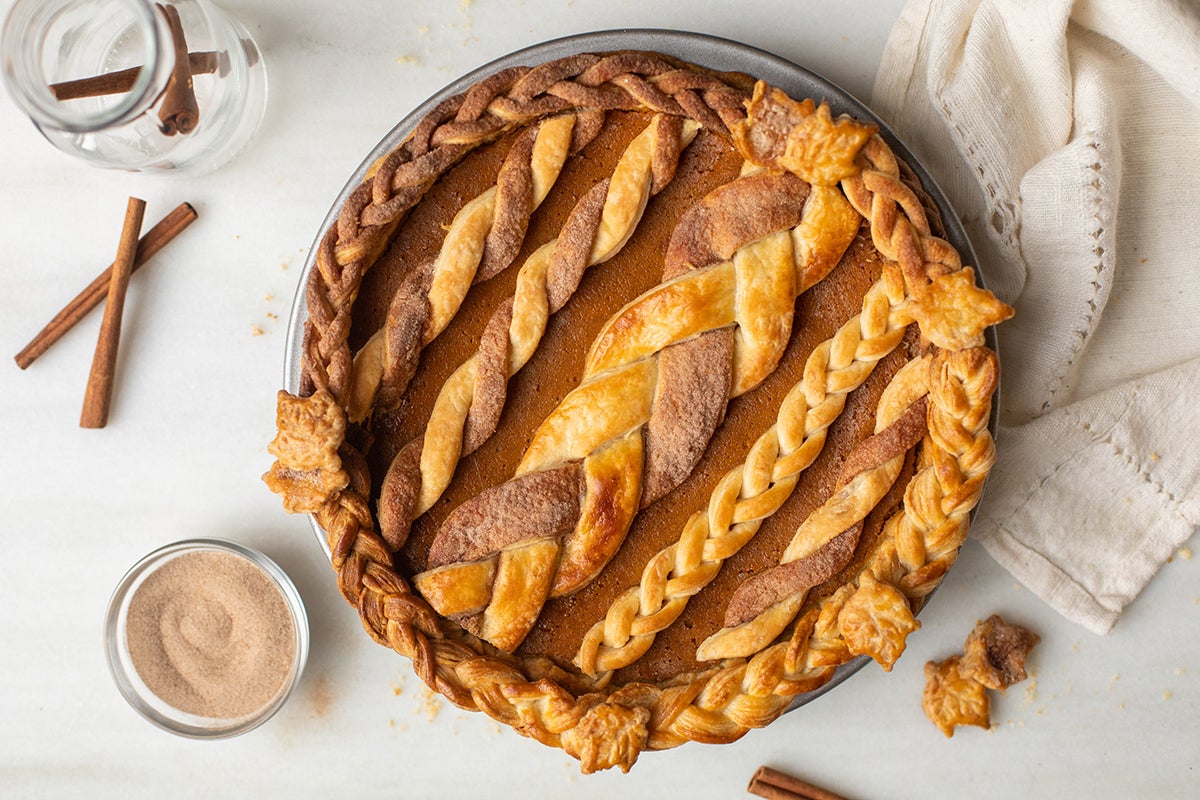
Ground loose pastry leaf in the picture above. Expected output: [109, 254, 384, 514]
[923, 655, 990, 737]
[961, 614, 1040, 690]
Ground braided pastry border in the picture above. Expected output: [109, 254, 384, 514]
[266, 49, 1007, 774]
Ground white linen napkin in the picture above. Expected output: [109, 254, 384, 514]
[872, 0, 1200, 633]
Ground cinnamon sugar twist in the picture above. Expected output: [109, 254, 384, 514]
[376, 114, 699, 550]
[893, 346, 998, 598]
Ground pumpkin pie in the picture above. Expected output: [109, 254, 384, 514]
[265, 50, 1011, 772]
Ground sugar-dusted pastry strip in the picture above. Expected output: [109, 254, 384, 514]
[376, 115, 700, 550]
[415, 161, 868, 652]
[574, 278, 915, 674]
[346, 113, 578, 422]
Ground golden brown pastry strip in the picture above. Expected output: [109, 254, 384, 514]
[721, 395, 927, 629]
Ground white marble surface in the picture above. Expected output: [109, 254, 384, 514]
[1, 1, 1196, 797]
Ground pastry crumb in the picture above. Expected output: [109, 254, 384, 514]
[416, 687, 442, 721]
[1178, 547, 1193, 561]
[1163, 690, 1173, 701]
[250, 325, 264, 336]
[395, 54, 419, 65]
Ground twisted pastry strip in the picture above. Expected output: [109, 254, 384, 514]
[346, 113, 578, 421]
[575, 263, 913, 674]
[414, 185, 863, 651]
[377, 115, 699, 549]
[694, 354, 930, 661]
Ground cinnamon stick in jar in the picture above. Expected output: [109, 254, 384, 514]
[80, 197, 146, 429]
[49, 52, 221, 102]
[155, 3, 200, 136]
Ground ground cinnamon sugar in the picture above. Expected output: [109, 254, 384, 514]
[125, 550, 296, 719]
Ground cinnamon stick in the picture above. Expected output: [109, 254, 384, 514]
[748, 766, 852, 800]
[80, 197, 147, 429]
[49, 52, 221, 102]
[156, 4, 200, 135]
[15, 202, 196, 369]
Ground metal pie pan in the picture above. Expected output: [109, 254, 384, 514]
[283, 29, 996, 713]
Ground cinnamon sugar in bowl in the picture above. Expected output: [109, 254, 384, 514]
[105, 539, 309, 738]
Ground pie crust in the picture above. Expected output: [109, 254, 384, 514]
[265, 49, 1011, 772]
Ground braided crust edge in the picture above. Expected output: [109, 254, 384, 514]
[264, 54, 1009, 774]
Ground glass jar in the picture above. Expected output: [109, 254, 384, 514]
[1, 0, 267, 174]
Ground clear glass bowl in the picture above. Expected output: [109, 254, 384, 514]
[104, 538, 309, 738]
